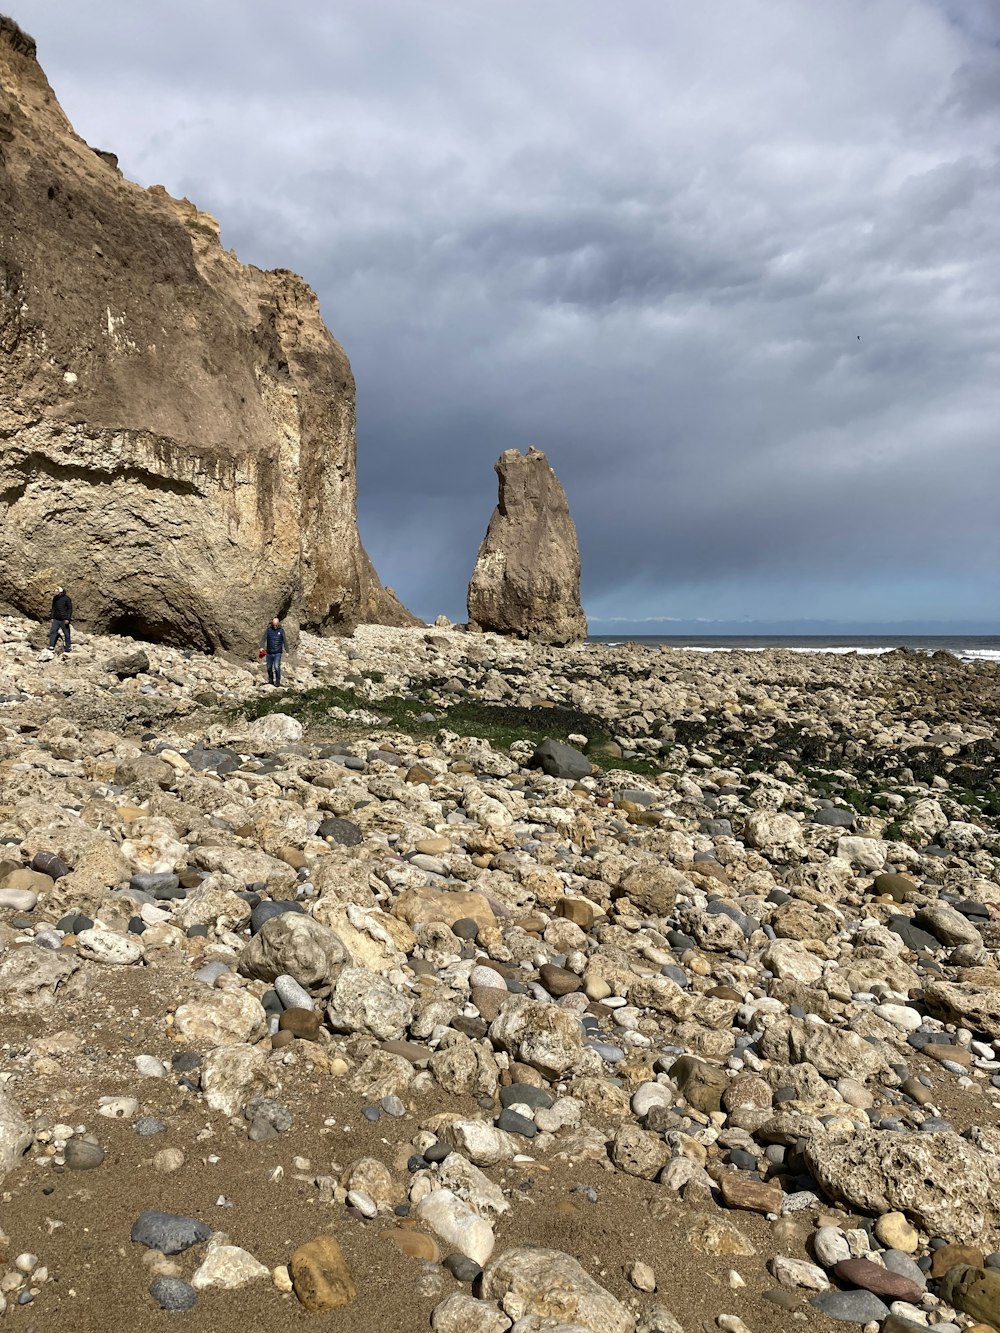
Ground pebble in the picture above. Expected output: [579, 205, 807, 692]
[149, 1276, 198, 1311]
[64, 1139, 105, 1170]
[629, 1260, 657, 1291]
[274, 973, 315, 1011]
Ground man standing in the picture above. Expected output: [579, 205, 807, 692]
[49, 586, 72, 653]
[262, 616, 287, 687]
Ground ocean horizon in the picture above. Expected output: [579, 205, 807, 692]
[587, 633, 1000, 664]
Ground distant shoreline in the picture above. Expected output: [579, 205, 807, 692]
[586, 633, 1000, 664]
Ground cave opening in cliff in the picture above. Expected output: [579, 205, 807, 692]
[105, 609, 181, 645]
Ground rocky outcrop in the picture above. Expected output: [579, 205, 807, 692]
[0, 17, 416, 651]
[467, 447, 586, 645]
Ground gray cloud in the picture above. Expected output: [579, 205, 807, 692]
[12, 0, 1000, 625]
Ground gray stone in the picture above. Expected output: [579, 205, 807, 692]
[131, 1210, 211, 1254]
[149, 1276, 198, 1311]
[530, 738, 592, 780]
[317, 817, 363, 847]
[133, 1117, 167, 1137]
[274, 973, 315, 1011]
[64, 1139, 105, 1170]
[810, 1289, 889, 1322]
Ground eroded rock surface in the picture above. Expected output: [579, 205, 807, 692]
[467, 448, 587, 645]
[0, 18, 414, 650]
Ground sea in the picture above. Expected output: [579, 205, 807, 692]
[587, 634, 1000, 664]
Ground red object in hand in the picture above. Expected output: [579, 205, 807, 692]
[258, 648, 266, 659]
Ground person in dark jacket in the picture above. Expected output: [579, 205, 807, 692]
[261, 616, 287, 686]
[48, 587, 72, 653]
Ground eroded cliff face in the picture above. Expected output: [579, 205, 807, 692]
[467, 447, 587, 645]
[0, 16, 416, 650]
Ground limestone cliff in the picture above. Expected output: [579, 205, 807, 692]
[0, 16, 417, 651]
[467, 447, 587, 645]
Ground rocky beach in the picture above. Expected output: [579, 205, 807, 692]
[0, 618, 998, 1332]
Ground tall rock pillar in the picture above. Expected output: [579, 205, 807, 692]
[467, 447, 587, 645]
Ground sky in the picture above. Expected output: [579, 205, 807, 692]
[11, 0, 1000, 630]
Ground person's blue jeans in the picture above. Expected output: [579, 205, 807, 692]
[48, 619, 71, 652]
[266, 651, 282, 685]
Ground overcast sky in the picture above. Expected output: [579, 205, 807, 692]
[12, 0, 1000, 628]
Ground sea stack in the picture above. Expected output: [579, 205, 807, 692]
[467, 447, 587, 645]
[0, 15, 416, 651]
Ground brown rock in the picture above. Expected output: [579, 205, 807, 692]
[672, 1055, 729, 1113]
[557, 897, 596, 929]
[870, 873, 916, 902]
[938, 1265, 1000, 1327]
[900, 1076, 933, 1105]
[718, 1173, 782, 1214]
[379, 1040, 432, 1066]
[392, 888, 496, 933]
[685, 1216, 756, 1257]
[278, 1008, 322, 1041]
[405, 765, 437, 785]
[0, 868, 53, 894]
[923, 1042, 972, 1067]
[289, 1235, 356, 1311]
[277, 847, 308, 870]
[386, 1230, 441, 1263]
[467, 447, 587, 645]
[471, 987, 508, 1023]
[0, 18, 416, 649]
[833, 1257, 923, 1302]
[538, 963, 582, 997]
[930, 1244, 985, 1278]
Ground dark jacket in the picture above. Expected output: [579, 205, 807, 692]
[51, 593, 72, 621]
[264, 625, 286, 654]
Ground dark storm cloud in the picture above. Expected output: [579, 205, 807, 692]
[11, 0, 1000, 625]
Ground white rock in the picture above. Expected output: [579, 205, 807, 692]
[153, 1148, 185, 1173]
[873, 1003, 923, 1033]
[629, 1260, 656, 1291]
[274, 973, 315, 1011]
[761, 940, 824, 984]
[0, 889, 38, 911]
[200, 1046, 270, 1118]
[441, 1120, 518, 1167]
[249, 713, 303, 745]
[438, 1152, 511, 1219]
[745, 810, 803, 851]
[77, 927, 144, 965]
[326, 965, 413, 1040]
[470, 965, 506, 992]
[481, 1246, 633, 1333]
[415, 1188, 495, 1266]
[134, 1055, 168, 1078]
[431, 1292, 512, 1333]
[770, 1255, 830, 1291]
[346, 1189, 378, 1218]
[173, 990, 267, 1048]
[812, 1225, 851, 1268]
[191, 1243, 269, 1290]
[0, 1092, 31, 1182]
[836, 836, 889, 871]
[97, 1096, 138, 1120]
[631, 1081, 673, 1119]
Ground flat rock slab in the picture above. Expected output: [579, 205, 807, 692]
[811, 1289, 890, 1323]
[131, 1210, 211, 1255]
